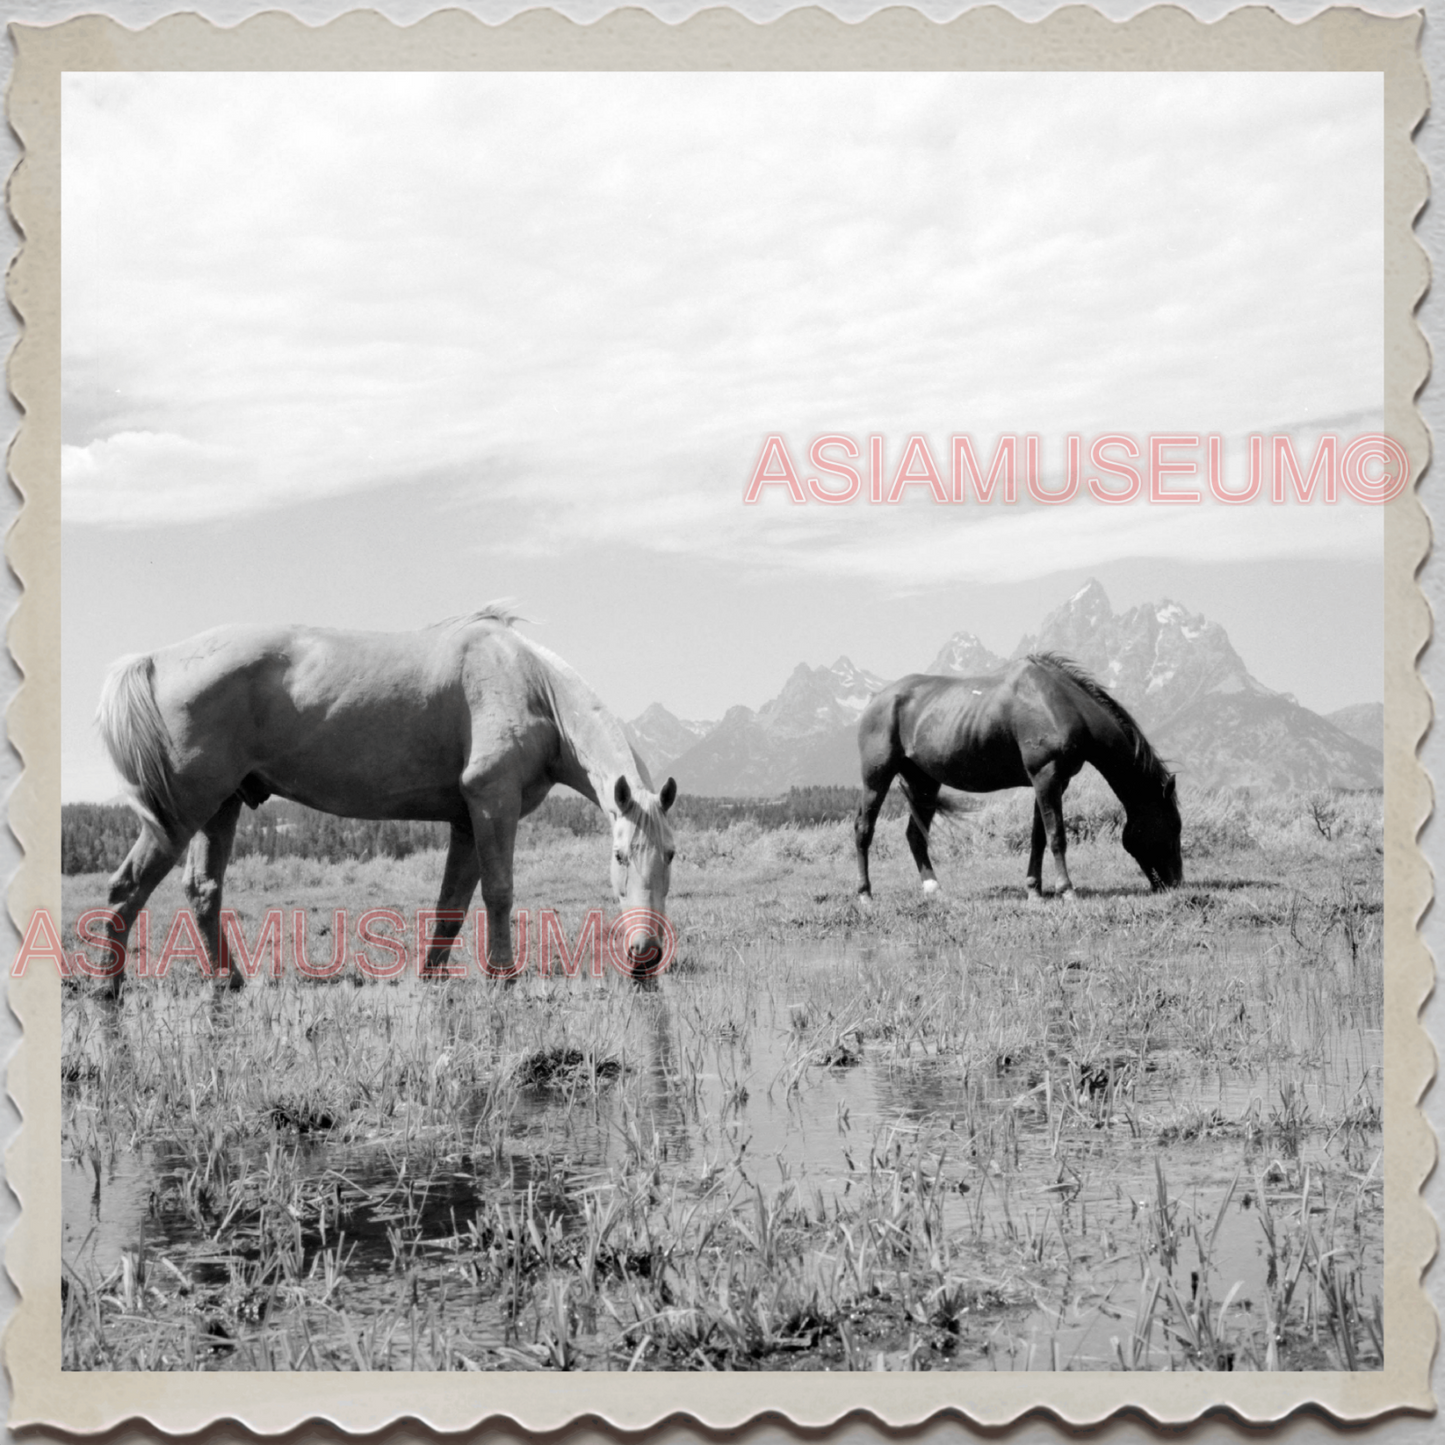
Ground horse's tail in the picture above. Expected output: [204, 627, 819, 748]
[97, 654, 181, 841]
[897, 773, 971, 830]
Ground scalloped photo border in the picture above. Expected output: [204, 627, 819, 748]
[4, 4, 1433, 1433]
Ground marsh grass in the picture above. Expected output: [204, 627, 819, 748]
[61, 785, 1383, 1371]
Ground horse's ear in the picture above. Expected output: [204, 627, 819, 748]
[613, 776, 633, 813]
[1166, 774, 1178, 800]
[660, 777, 677, 812]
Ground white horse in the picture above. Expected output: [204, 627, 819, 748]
[94, 603, 676, 998]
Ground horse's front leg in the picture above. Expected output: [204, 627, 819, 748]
[421, 823, 481, 979]
[463, 782, 522, 978]
[1029, 765, 1075, 900]
[1026, 802, 1047, 902]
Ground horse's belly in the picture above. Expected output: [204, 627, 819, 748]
[255, 721, 469, 823]
[911, 730, 1030, 793]
[930, 752, 1031, 793]
[262, 765, 467, 824]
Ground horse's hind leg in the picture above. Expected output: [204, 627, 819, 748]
[854, 765, 896, 904]
[1028, 763, 1075, 899]
[96, 825, 188, 1001]
[421, 823, 481, 979]
[899, 769, 942, 896]
[182, 793, 244, 990]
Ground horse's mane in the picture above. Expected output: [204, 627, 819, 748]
[429, 599, 528, 633]
[436, 603, 666, 824]
[1028, 652, 1174, 788]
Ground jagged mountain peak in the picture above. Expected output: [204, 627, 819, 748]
[828, 655, 873, 688]
[927, 631, 1006, 678]
[652, 584, 1381, 796]
[1069, 577, 1113, 612]
[624, 701, 720, 783]
[760, 656, 886, 738]
[1014, 586, 1271, 729]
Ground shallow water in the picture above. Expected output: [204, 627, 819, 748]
[63, 933, 1384, 1370]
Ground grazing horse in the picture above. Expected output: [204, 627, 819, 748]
[854, 652, 1182, 902]
[94, 603, 676, 998]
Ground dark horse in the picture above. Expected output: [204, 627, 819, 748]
[854, 653, 1182, 902]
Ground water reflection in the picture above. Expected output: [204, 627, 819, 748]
[62, 932, 1384, 1370]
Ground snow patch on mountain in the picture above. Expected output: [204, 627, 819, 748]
[926, 632, 1006, 678]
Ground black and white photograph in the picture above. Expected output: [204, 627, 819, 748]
[13, 9, 1426, 1422]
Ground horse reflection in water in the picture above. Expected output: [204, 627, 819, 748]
[94, 603, 676, 998]
[634, 993, 692, 1159]
[855, 653, 1182, 903]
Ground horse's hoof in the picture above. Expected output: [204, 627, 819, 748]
[1059, 887, 1078, 904]
[855, 890, 874, 914]
[920, 879, 940, 898]
[1025, 887, 1045, 905]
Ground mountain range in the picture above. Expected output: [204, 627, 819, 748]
[623, 579, 1383, 796]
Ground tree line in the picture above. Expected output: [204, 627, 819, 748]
[59, 800, 453, 876]
[60, 786, 898, 875]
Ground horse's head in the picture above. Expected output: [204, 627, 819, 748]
[1122, 773, 1183, 890]
[610, 774, 678, 971]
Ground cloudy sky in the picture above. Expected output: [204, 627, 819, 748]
[62, 71, 1385, 800]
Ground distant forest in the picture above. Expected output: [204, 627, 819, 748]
[60, 786, 901, 875]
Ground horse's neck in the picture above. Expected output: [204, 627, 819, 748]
[528, 642, 634, 815]
[1082, 711, 1154, 813]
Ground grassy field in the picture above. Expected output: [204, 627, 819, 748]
[60, 781, 1384, 1372]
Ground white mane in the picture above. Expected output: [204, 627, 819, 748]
[429, 599, 528, 633]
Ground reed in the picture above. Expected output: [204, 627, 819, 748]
[61, 789, 1384, 1371]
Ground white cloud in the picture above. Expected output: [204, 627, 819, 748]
[726, 496, 1384, 589]
[452, 421, 1388, 589]
[62, 70, 1384, 576]
[61, 431, 258, 525]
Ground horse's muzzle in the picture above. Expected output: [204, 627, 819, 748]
[615, 906, 675, 976]
[626, 942, 664, 976]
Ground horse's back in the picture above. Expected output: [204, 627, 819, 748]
[136, 621, 548, 818]
[148, 620, 525, 705]
[892, 657, 1139, 787]
[866, 666, 1038, 792]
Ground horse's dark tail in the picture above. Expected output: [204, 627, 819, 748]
[897, 772, 971, 832]
[931, 790, 973, 819]
[97, 654, 181, 842]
